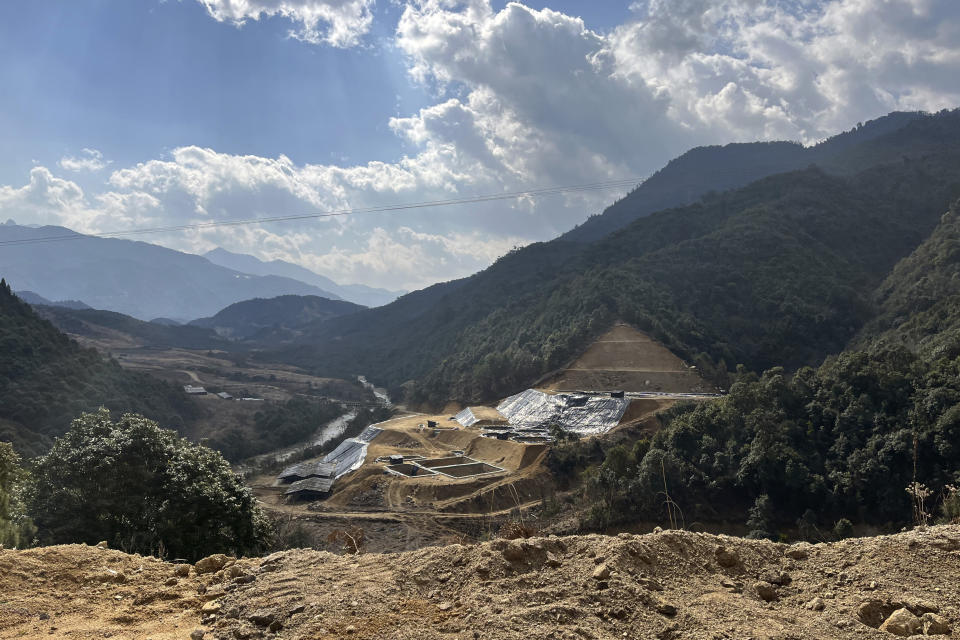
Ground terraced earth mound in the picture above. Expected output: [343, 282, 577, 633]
[543, 324, 714, 394]
[2, 525, 959, 639]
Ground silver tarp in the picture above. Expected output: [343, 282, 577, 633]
[496, 389, 629, 435]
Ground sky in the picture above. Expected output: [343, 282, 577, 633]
[1, 0, 959, 290]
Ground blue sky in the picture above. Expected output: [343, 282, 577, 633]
[2, 0, 959, 289]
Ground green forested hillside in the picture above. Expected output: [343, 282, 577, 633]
[35, 305, 228, 350]
[0, 280, 198, 457]
[263, 125, 960, 406]
[190, 294, 364, 341]
[855, 201, 960, 358]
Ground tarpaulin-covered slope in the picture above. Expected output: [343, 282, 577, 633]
[321, 425, 383, 478]
[496, 389, 629, 435]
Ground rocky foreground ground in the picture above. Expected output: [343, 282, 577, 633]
[1, 526, 958, 639]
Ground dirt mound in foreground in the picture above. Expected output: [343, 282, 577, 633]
[2, 526, 959, 639]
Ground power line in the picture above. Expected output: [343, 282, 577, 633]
[0, 177, 641, 247]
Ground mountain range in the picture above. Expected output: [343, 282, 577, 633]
[248, 109, 960, 407]
[203, 248, 404, 308]
[0, 224, 351, 321]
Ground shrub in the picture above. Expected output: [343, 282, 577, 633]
[24, 409, 270, 560]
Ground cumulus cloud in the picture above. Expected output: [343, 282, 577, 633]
[196, 0, 375, 47]
[4, 0, 960, 290]
[59, 148, 109, 172]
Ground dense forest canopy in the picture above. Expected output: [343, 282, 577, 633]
[0, 279, 198, 457]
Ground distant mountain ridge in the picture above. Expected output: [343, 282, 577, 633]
[563, 111, 926, 242]
[189, 294, 363, 341]
[203, 247, 405, 308]
[14, 290, 91, 310]
[0, 225, 342, 321]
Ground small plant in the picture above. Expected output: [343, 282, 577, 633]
[832, 518, 854, 540]
[942, 484, 960, 523]
[906, 481, 932, 527]
[327, 527, 366, 554]
[498, 520, 538, 539]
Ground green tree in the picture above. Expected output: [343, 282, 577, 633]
[24, 409, 269, 560]
[0, 441, 35, 547]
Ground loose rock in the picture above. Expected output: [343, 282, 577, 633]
[878, 608, 922, 637]
[921, 612, 952, 635]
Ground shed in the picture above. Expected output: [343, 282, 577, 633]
[216, 391, 234, 400]
[388, 454, 404, 465]
[183, 385, 207, 395]
[284, 477, 334, 500]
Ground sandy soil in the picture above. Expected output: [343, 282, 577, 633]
[3, 526, 958, 640]
[543, 323, 714, 393]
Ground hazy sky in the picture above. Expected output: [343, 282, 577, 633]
[2, 0, 959, 289]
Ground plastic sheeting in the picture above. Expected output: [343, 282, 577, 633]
[278, 461, 336, 482]
[496, 389, 629, 435]
[454, 407, 478, 427]
[284, 476, 334, 495]
[321, 426, 382, 479]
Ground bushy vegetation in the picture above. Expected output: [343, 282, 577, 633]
[577, 348, 960, 537]
[0, 280, 198, 457]
[0, 442, 35, 547]
[23, 409, 270, 560]
[207, 397, 347, 462]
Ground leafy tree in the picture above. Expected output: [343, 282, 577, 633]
[0, 441, 35, 547]
[746, 494, 775, 540]
[24, 409, 269, 560]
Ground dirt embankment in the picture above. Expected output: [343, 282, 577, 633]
[3, 526, 959, 640]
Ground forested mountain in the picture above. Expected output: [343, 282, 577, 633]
[0, 224, 341, 320]
[0, 281, 197, 457]
[204, 248, 405, 308]
[15, 291, 91, 310]
[853, 201, 960, 358]
[563, 110, 926, 243]
[189, 294, 364, 341]
[34, 305, 228, 350]
[259, 109, 960, 407]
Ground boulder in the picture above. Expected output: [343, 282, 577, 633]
[592, 564, 611, 580]
[715, 546, 741, 569]
[878, 608, 922, 637]
[921, 613, 952, 635]
[195, 554, 231, 575]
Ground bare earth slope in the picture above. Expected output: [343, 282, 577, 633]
[544, 323, 713, 393]
[2, 526, 959, 639]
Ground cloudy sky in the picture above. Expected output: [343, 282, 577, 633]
[2, 0, 959, 290]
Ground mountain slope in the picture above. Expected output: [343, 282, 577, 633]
[563, 110, 927, 243]
[0, 225, 340, 320]
[189, 294, 364, 341]
[34, 305, 229, 350]
[204, 247, 404, 307]
[261, 110, 960, 406]
[0, 281, 198, 457]
[855, 199, 960, 358]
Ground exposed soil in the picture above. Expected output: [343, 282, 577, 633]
[543, 323, 714, 393]
[3, 525, 958, 640]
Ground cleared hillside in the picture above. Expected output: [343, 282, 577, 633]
[543, 323, 712, 393]
[2, 526, 958, 639]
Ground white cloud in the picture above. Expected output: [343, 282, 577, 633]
[59, 148, 109, 173]
[196, 0, 375, 47]
[5, 0, 960, 291]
